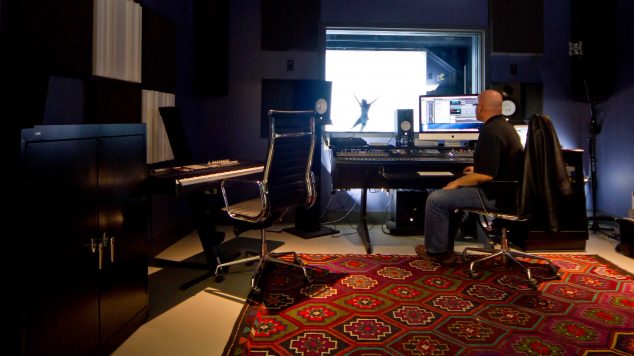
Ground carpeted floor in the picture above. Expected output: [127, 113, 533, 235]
[223, 254, 634, 355]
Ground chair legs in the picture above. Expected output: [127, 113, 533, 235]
[463, 226, 560, 288]
[213, 229, 312, 294]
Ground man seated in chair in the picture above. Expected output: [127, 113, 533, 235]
[415, 89, 524, 263]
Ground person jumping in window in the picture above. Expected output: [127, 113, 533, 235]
[352, 94, 377, 131]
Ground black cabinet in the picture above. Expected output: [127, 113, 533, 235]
[19, 124, 148, 355]
[509, 149, 589, 251]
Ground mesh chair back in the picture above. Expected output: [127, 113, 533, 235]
[262, 110, 316, 214]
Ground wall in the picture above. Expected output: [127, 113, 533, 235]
[595, 1, 634, 217]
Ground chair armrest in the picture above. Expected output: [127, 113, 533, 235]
[471, 180, 520, 216]
[221, 178, 268, 222]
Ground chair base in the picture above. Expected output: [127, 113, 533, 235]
[213, 250, 312, 295]
[463, 227, 561, 288]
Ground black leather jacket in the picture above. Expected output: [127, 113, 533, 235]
[520, 114, 573, 231]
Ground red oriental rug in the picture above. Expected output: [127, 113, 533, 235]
[222, 254, 634, 355]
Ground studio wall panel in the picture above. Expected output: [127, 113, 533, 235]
[261, 0, 320, 51]
[24, 0, 93, 77]
[570, 0, 617, 102]
[142, 7, 177, 93]
[490, 0, 543, 54]
[193, 0, 228, 96]
[92, 0, 142, 83]
[85, 77, 142, 124]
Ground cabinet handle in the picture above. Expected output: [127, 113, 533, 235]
[98, 240, 104, 270]
[90, 237, 98, 253]
[109, 236, 115, 263]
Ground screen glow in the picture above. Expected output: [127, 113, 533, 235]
[325, 50, 427, 133]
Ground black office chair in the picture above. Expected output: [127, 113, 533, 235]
[213, 110, 317, 294]
[462, 114, 567, 288]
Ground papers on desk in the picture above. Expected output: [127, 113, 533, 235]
[417, 171, 454, 176]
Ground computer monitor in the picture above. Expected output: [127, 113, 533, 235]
[513, 124, 529, 148]
[417, 94, 481, 144]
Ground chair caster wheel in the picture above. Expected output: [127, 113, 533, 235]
[528, 279, 538, 289]
[251, 286, 262, 297]
[469, 270, 479, 279]
[214, 274, 225, 283]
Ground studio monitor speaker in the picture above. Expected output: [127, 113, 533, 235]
[261, 79, 332, 138]
[261, 79, 336, 238]
[395, 109, 414, 147]
[490, 82, 542, 123]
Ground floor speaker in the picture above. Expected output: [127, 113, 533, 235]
[395, 109, 414, 147]
[261, 79, 337, 238]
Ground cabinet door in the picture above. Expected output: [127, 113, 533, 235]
[98, 134, 148, 344]
[22, 138, 100, 355]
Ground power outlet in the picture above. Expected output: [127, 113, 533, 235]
[286, 59, 294, 71]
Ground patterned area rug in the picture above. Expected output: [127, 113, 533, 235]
[222, 254, 634, 355]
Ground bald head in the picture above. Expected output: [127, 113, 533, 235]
[476, 89, 503, 122]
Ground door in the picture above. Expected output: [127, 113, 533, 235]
[22, 138, 100, 355]
[98, 134, 148, 344]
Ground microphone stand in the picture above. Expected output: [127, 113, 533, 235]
[584, 81, 613, 233]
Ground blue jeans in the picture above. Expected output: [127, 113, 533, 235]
[423, 186, 495, 254]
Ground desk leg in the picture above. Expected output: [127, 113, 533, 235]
[187, 193, 225, 270]
[358, 188, 372, 254]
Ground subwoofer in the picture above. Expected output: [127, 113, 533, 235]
[386, 190, 427, 235]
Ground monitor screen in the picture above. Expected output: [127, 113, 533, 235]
[513, 124, 528, 148]
[417, 94, 481, 142]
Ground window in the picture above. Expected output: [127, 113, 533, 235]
[325, 28, 484, 134]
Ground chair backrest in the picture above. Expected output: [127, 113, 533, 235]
[518, 114, 573, 231]
[262, 110, 317, 214]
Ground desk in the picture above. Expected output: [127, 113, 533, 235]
[331, 151, 473, 253]
[331, 148, 588, 253]
[147, 160, 264, 288]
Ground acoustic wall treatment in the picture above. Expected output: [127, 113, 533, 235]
[93, 0, 142, 82]
[142, 90, 176, 164]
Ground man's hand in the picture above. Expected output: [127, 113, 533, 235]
[463, 166, 474, 174]
[442, 170, 493, 190]
[443, 180, 461, 190]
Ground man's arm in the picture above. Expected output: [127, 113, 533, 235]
[444, 171, 492, 190]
